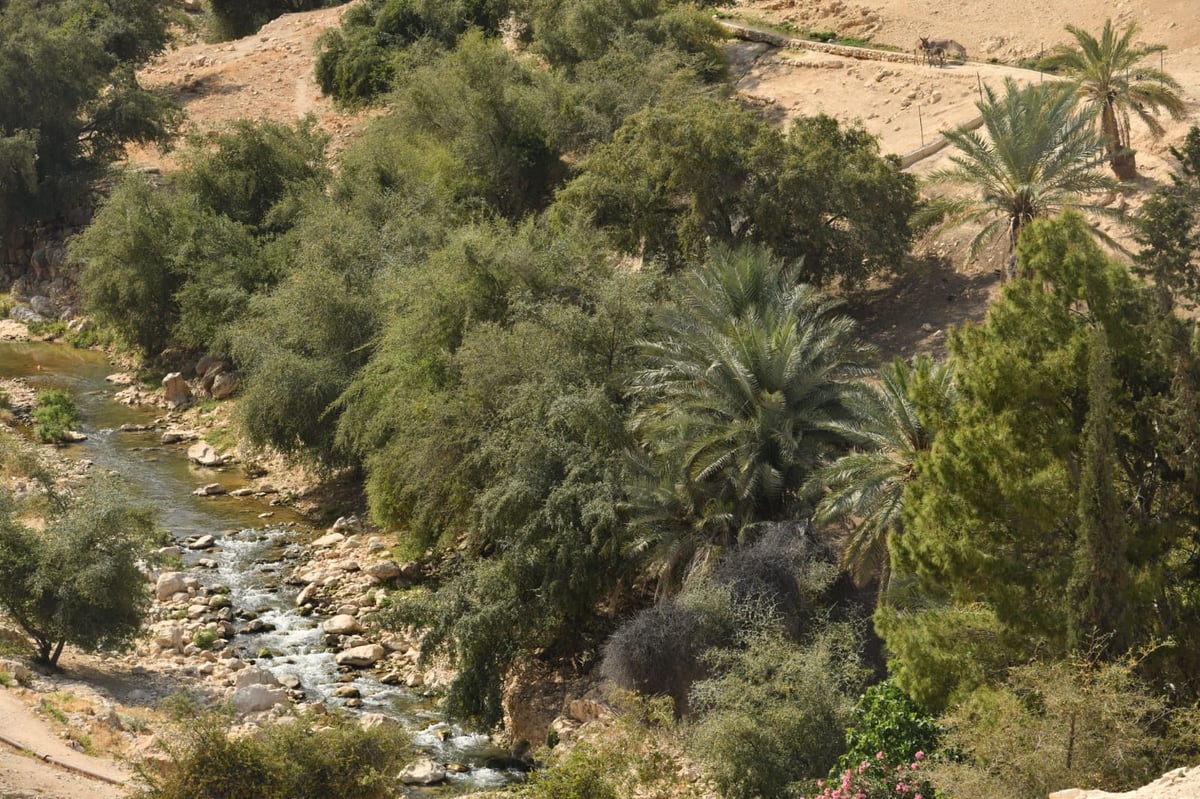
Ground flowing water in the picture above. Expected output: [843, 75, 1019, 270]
[0, 341, 516, 793]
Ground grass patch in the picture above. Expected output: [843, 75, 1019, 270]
[0, 625, 30, 656]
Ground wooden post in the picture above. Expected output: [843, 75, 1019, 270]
[918, 104, 924, 146]
[977, 72, 984, 105]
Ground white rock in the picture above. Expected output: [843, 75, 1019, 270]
[155, 572, 188, 601]
[233, 667, 281, 689]
[231, 684, 288, 714]
[311, 532, 345, 548]
[335, 644, 385, 667]
[398, 758, 446, 786]
[322, 614, 362, 636]
[188, 441, 223, 467]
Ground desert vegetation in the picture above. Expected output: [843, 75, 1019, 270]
[6, 1, 1200, 797]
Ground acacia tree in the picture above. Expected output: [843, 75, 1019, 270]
[628, 244, 873, 589]
[920, 78, 1119, 278]
[0, 480, 158, 666]
[1040, 19, 1185, 179]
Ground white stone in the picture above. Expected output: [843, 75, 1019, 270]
[233, 667, 281, 689]
[335, 644, 385, 667]
[322, 614, 362, 636]
[398, 758, 446, 786]
[311, 532, 345, 548]
[155, 572, 188, 601]
[188, 441, 223, 467]
[231, 684, 288, 714]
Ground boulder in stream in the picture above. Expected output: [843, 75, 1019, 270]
[335, 644, 384, 667]
[323, 614, 362, 636]
[187, 441, 223, 467]
[398, 758, 447, 786]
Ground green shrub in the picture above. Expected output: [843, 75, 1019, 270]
[839, 680, 940, 771]
[689, 627, 868, 799]
[33, 389, 80, 443]
[191, 629, 216, 650]
[137, 707, 410, 799]
[928, 657, 1200, 799]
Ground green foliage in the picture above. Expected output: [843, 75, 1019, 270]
[1131, 126, 1200, 310]
[179, 117, 330, 233]
[74, 174, 262, 356]
[33, 389, 80, 444]
[560, 98, 915, 281]
[0, 0, 178, 234]
[628, 245, 873, 587]
[528, 0, 727, 81]
[0, 480, 157, 665]
[206, 0, 339, 42]
[918, 78, 1118, 272]
[137, 706, 409, 799]
[363, 219, 652, 727]
[807, 355, 955, 592]
[929, 657, 1198, 799]
[839, 680, 939, 771]
[314, 0, 515, 103]
[689, 627, 868, 799]
[603, 526, 837, 715]
[1038, 19, 1185, 177]
[523, 695, 703, 799]
[884, 211, 1200, 708]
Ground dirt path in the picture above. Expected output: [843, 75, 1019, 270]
[0, 690, 131, 799]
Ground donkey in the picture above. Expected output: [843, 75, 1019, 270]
[915, 37, 946, 67]
[920, 36, 967, 63]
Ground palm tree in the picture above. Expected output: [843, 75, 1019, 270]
[921, 77, 1120, 278]
[1040, 19, 1186, 180]
[628, 244, 873, 590]
[805, 356, 955, 596]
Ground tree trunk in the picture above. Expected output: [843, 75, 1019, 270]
[1103, 101, 1138, 180]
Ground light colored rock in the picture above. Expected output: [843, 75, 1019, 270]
[233, 667, 281, 689]
[189, 535, 217, 550]
[322, 614, 362, 635]
[398, 758, 447, 786]
[365, 561, 402, 581]
[211, 372, 239, 399]
[151, 622, 185, 653]
[231, 684, 289, 713]
[161, 429, 198, 444]
[187, 441, 223, 467]
[162, 372, 192, 409]
[334, 644, 385, 667]
[311, 532, 345, 548]
[295, 584, 319, 606]
[193, 483, 226, 496]
[155, 571, 188, 601]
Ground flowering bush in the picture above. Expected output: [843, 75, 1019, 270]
[801, 751, 935, 799]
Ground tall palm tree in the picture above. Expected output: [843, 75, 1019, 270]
[920, 78, 1120, 278]
[1040, 19, 1186, 180]
[805, 356, 955, 596]
[628, 244, 873, 590]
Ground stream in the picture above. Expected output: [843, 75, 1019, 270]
[0, 341, 517, 795]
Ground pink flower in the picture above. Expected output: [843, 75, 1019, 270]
[915, 751, 925, 760]
[858, 762, 868, 774]
[911, 763, 920, 770]
[876, 751, 885, 761]
[915, 795, 923, 799]
[817, 780, 825, 788]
